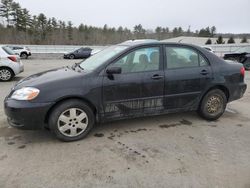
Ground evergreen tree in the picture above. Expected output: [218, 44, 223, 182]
[134, 24, 146, 39]
[227, 36, 235, 44]
[0, 0, 13, 26]
[216, 35, 225, 44]
[205, 38, 212, 45]
[67, 21, 73, 42]
[211, 26, 216, 37]
[241, 36, 248, 43]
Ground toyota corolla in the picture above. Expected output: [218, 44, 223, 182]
[4, 40, 247, 141]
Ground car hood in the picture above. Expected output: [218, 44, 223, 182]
[64, 53, 71, 55]
[15, 67, 84, 89]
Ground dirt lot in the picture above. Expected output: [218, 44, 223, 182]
[0, 60, 250, 188]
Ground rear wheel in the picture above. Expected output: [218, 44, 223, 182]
[49, 100, 95, 141]
[0, 67, 14, 81]
[20, 53, 28, 59]
[198, 89, 227, 121]
[243, 61, 250, 70]
[69, 54, 75, 59]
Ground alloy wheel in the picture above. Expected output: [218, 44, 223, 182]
[57, 108, 88, 137]
[0, 69, 12, 81]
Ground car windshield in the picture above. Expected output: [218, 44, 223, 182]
[79, 45, 128, 71]
[2, 46, 15, 55]
[235, 46, 250, 53]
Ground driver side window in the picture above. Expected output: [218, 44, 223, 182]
[109, 47, 160, 73]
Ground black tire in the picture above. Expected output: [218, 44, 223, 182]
[0, 67, 14, 81]
[49, 99, 95, 142]
[20, 53, 28, 59]
[69, 54, 75, 59]
[243, 61, 250, 70]
[198, 89, 227, 121]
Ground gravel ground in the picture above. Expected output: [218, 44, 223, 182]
[0, 60, 250, 188]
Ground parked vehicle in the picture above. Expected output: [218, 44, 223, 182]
[202, 46, 214, 53]
[223, 46, 250, 70]
[0, 46, 24, 81]
[4, 40, 247, 141]
[8, 46, 32, 59]
[64, 47, 92, 59]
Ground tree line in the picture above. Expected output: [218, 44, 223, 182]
[0, 0, 249, 45]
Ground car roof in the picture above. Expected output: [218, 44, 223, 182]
[118, 40, 203, 49]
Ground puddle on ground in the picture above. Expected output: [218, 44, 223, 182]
[94, 133, 104, 137]
[180, 119, 193, 125]
[18, 145, 26, 149]
[159, 123, 181, 128]
[159, 119, 193, 129]
[236, 124, 243, 127]
[7, 142, 15, 145]
[0, 155, 8, 161]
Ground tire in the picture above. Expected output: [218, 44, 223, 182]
[0, 67, 14, 81]
[69, 54, 75, 59]
[198, 89, 227, 121]
[49, 99, 95, 142]
[243, 61, 250, 70]
[20, 53, 28, 59]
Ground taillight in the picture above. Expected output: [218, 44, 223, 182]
[8, 56, 17, 62]
[240, 67, 245, 77]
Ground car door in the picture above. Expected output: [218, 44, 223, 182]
[164, 45, 213, 110]
[73, 49, 80, 58]
[102, 46, 164, 120]
[81, 48, 91, 58]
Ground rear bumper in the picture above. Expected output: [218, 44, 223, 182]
[4, 98, 54, 130]
[229, 83, 247, 102]
[12, 61, 24, 75]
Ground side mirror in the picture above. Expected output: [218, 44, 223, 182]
[106, 67, 122, 75]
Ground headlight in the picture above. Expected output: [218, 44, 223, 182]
[11, 87, 40, 101]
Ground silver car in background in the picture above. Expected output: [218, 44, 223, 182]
[0, 46, 24, 81]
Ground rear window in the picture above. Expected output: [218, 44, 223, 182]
[2, 46, 15, 55]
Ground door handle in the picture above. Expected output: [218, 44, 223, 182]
[200, 70, 209, 75]
[151, 74, 163, 80]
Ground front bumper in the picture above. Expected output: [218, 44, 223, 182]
[4, 98, 54, 130]
[63, 54, 69, 59]
[19, 61, 24, 73]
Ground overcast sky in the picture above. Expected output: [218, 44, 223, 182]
[15, 0, 250, 33]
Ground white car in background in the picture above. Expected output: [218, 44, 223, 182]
[0, 46, 24, 81]
[202, 46, 215, 53]
[8, 46, 32, 59]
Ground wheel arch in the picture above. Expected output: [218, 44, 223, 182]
[0, 66, 15, 75]
[20, 51, 28, 55]
[200, 85, 230, 104]
[44, 96, 97, 125]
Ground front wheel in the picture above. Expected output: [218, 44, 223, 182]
[20, 53, 28, 59]
[49, 100, 95, 141]
[198, 89, 227, 121]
